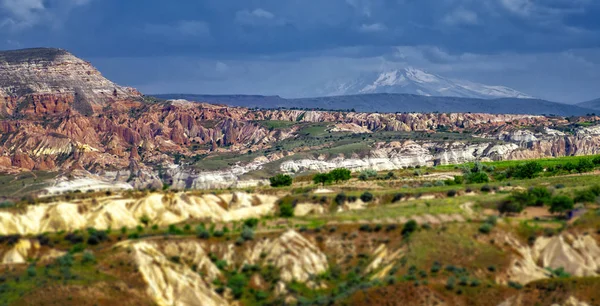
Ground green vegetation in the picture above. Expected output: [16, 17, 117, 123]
[269, 174, 293, 187]
[312, 168, 352, 186]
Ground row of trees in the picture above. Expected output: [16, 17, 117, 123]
[497, 186, 585, 216]
[270, 168, 354, 188]
[313, 168, 352, 186]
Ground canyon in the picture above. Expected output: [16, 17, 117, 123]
[1, 50, 600, 194]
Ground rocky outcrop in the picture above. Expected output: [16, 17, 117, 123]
[247, 230, 328, 283]
[0, 192, 278, 235]
[505, 234, 600, 285]
[128, 240, 228, 306]
[125, 230, 327, 305]
[0, 48, 140, 116]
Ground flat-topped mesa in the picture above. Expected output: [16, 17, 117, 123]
[0, 47, 141, 116]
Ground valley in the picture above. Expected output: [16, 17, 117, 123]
[1, 47, 600, 305]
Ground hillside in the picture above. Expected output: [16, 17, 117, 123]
[577, 98, 600, 111]
[0, 48, 140, 116]
[155, 93, 595, 116]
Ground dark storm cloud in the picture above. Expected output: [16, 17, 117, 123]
[1, 0, 599, 102]
[1, 0, 599, 58]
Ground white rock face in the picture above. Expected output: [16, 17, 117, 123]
[167, 156, 274, 190]
[506, 234, 600, 284]
[129, 241, 228, 306]
[281, 141, 522, 173]
[246, 230, 329, 283]
[41, 177, 133, 197]
[0, 192, 278, 235]
[126, 230, 327, 305]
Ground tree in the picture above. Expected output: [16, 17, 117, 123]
[511, 161, 543, 179]
[498, 197, 525, 215]
[466, 172, 489, 184]
[269, 174, 293, 187]
[528, 187, 552, 206]
[402, 220, 418, 237]
[330, 168, 351, 182]
[549, 196, 574, 215]
[576, 158, 595, 173]
[313, 173, 332, 186]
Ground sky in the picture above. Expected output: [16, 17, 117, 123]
[0, 0, 599, 103]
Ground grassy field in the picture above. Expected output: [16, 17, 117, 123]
[436, 154, 600, 171]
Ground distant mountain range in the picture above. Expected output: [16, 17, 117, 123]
[315, 68, 533, 99]
[157, 67, 593, 116]
[577, 98, 600, 111]
[155, 93, 596, 116]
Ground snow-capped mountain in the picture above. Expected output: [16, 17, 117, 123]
[318, 67, 533, 99]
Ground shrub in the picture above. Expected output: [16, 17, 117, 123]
[549, 196, 574, 215]
[227, 273, 248, 299]
[215, 260, 228, 270]
[140, 215, 150, 226]
[269, 174, 293, 187]
[26, 265, 36, 277]
[480, 185, 492, 193]
[213, 230, 224, 238]
[466, 172, 489, 184]
[431, 262, 441, 273]
[360, 192, 374, 202]
[435, 180, 445, 187]
[478, 223, 492, 234]
[447, 190, 457, 197]
[498, 197, 525, 215]
[508, 281, 523, 290]
[359, 224, 372, 232]
[81, 252, 96, 264]
[392, 193, 404, 203]
[546, 267, 571, 279]
[454, 176, 465, 184]
[244, 218, 259, 228]
[241, 227, 254, 241]
[279, 203, 294, 218]
[197, 229, 210, 239]
[334, 193, 347, 205]
[528, 187, 553, 206]
[168, 224, 183, 235]
[385, 224, 398, 232]
[576, 159, 595, 173]
[402, 220, 418, 237]
[574, 190, 596, 203]
[446, 276, 456, 290]
[485, 215, 498, 226]
[0, 201, 15, 209]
